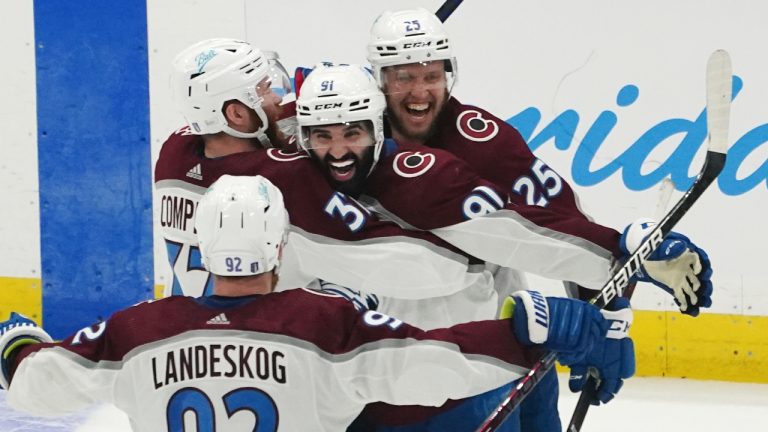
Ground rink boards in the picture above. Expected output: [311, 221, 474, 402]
[0, 1, 766, 382]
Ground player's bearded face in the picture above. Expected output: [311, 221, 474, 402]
[381, 61, 449, 141]
[307, 122, 376, 196]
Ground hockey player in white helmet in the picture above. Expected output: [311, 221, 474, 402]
[365, 8, 712, 319]
[295, 64, 633, 432]
[0, 175, 632, 431]
[362, 7, 713, 432]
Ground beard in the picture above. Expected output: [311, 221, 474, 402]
[317, 147, 375, 198]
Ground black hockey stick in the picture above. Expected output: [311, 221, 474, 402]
[565, 48, 732, 432]
[476, 49, 732, 432]
[436, 0, 464, 22]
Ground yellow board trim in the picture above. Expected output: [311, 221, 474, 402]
[0, 277, 42, 325]
[4, 278, 768, 383]
[632, 310, 768, 383]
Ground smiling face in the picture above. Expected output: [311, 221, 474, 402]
[381, 60, 449, 144]
[305, 121, 376, 196]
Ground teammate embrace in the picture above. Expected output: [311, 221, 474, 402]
[0, 6, 713, 432]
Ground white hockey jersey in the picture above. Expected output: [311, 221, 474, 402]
[7, 290, 535, 431]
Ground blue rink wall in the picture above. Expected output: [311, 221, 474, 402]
[34, 0, 153, 339]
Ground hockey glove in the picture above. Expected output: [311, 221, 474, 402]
[568, 297, 635, 405]
[507, 290, 609, 366]
[621, 218, 713, 316]
[0, 312, 53, 389]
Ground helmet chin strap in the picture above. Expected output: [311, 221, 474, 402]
[222, 104, 270, 143]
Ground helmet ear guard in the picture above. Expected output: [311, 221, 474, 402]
[195, 175, 289, 277]
[170, 38, 294, 141]
[295, 64, 387, 175]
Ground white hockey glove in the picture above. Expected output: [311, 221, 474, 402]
[0, 313, 53, 389]
[621, 218, 713, 316]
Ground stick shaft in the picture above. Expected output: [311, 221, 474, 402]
[478, 49, 732, 432]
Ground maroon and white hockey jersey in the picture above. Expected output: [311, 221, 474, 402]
[155, 127, 487, 302]
[7, 290, 535, 431]
[423, 97, 595, 219]
[401, 97, 624, 300]
[362, 142, 623, 292]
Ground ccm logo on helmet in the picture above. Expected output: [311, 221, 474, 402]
[314, 102, 343, 110]
[403, 41, 432, 49]
[393, 151, 436, 178]
[457, 110, 499, 142]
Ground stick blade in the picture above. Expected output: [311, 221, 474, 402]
[706, 49, 732, 154]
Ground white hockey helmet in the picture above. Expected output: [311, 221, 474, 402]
[195, 175, 289, 277]
[295, 64, 387, 173]
[366, 8, 458, 93]
[170, 38, 293, 139]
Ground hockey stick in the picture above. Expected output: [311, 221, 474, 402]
[435, 0, 464, 22]
[564, 49, 732, 432]
[563, 185, 671, 429]
[564, 175, 677, 428]
[476, 49, 732, 432]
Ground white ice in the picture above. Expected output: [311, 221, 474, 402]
[1, 374, 766, 431]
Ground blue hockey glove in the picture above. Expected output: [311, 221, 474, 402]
[621, 218, 713, 316]
[508, 290, 610, 366]
[568, 297, 635, 405]
[0, 312, 53, 389]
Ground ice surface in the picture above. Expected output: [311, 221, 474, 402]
[2, 375, 766, 431]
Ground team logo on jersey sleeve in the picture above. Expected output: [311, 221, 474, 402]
[266, 148, 309, 162]
[456, 110, 499, 142]
[393, 151, 436, 178]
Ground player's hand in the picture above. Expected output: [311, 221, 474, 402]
[621, 218, 713, 316]
[0, 313, 53, 389]
[568, 297, 635, 405]
[506, 290, 609, 365]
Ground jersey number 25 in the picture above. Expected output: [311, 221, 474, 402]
[512, 160, 563, 207]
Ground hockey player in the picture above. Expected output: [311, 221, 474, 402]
[365, 7, 713, 317]
[0, 175, 634, 431]
[296, 63, 709, 431]
[363, 8, 714, 430]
